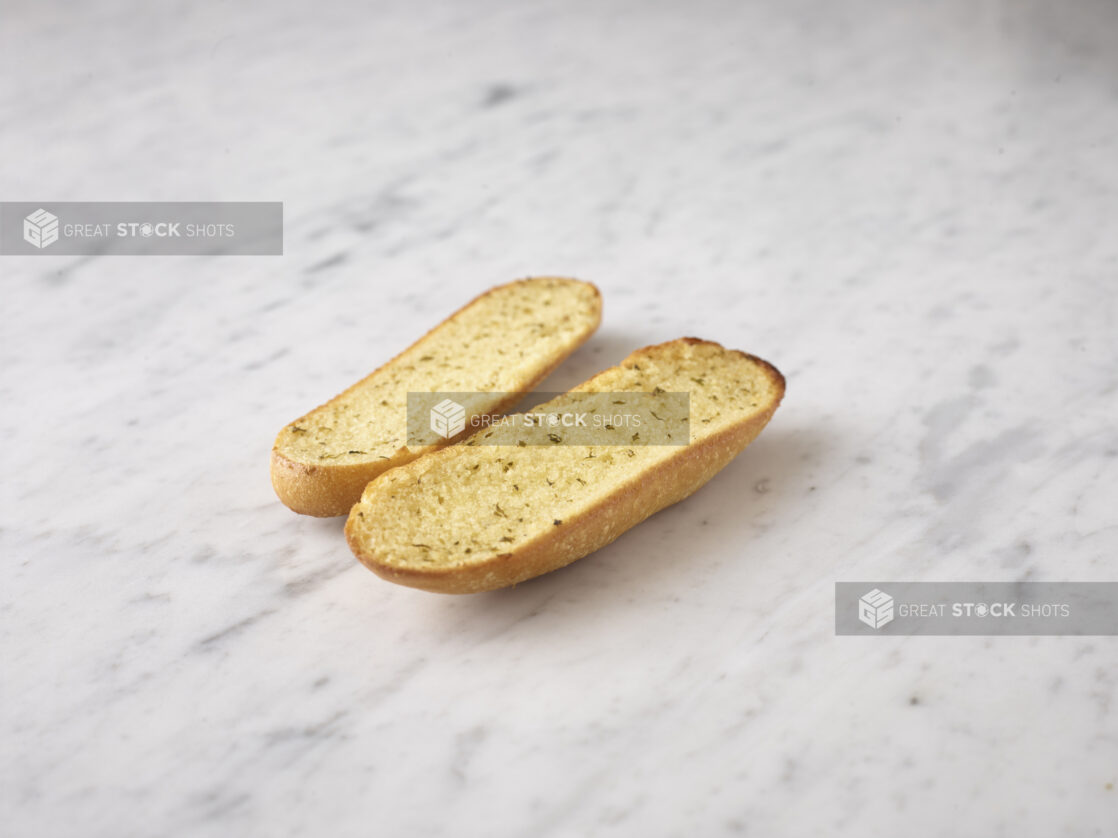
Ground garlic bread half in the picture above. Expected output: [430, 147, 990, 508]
[272, 277, 602, 516]
[346, 338, 784, 592]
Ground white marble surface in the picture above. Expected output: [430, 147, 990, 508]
[3, 0, 1117, 835]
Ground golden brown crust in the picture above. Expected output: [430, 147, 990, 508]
[270, 448, 402, 519]
[345, 338, 785, 592]
[271, 277, 602, 517]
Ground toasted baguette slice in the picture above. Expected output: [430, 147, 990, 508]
[345, 338, 785, 593]
[272, 277, 602, 517]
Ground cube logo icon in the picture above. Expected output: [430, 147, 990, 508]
[430, 398, 465, 439]
[23, 208, 60, 249]
[858, 588, 894, 629]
